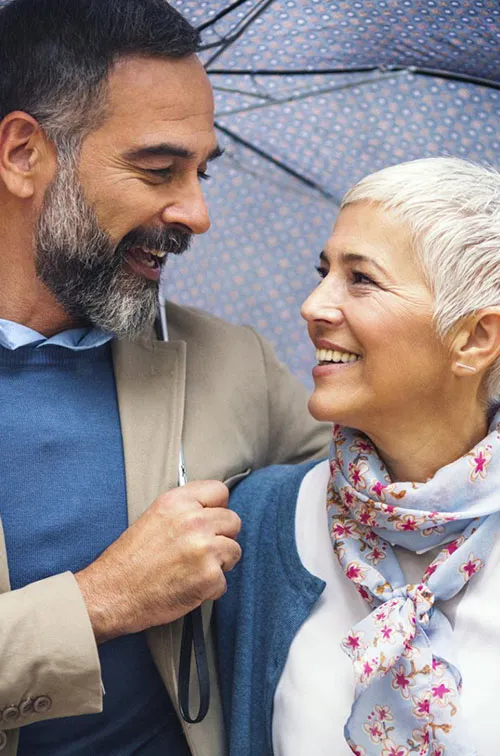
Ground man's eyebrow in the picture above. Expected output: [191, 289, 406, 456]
[122, 143, 224, 162]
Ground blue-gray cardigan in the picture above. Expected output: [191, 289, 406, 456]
[216, 462, 326, 756]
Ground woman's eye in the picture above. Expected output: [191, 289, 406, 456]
[351, 270, 376, 286]
[197, 171, 211, 182]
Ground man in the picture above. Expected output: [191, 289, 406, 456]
[0, 0, 330, 754]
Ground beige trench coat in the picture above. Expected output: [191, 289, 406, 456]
[0, 302, 330, 756]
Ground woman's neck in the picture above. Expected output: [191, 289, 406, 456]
[364, 402, 490, 483]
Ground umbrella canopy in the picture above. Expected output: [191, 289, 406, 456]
[166, 0, 500, 385]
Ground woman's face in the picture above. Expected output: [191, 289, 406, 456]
[301, 201, 453, 430]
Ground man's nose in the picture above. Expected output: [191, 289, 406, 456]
[161, 178, 211, 235]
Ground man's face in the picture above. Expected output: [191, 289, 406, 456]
[35, 54, 218, 336]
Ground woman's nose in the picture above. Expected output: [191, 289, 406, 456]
[301, 279, 344, 325]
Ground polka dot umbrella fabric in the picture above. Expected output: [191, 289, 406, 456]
[165, 0, 500, 386]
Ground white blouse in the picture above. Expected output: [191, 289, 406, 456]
[273, 460, 500, 756]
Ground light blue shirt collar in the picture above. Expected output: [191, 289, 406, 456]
[0, 319, 113, 351]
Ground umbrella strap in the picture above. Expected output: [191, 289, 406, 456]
[178, 606, 210, 723]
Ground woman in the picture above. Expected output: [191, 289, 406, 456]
[216, 157, 500, 756]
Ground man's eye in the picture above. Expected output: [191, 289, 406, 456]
[147, 167, 172, 180]
[351, 270, 376, 286]
[315, 266, 328, 279]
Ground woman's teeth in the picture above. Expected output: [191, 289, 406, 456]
[315, 348, 360, 364]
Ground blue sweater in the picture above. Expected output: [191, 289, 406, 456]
[0, 342, 189, 755]
[216, 463, 325, 756]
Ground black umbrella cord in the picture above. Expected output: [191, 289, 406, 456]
[178, 608, 210, 723]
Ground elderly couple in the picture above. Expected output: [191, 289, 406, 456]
[0, 0, 498, 755]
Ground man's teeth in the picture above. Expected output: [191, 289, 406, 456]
[315, 348, 360, 364]
[149, 250, 167, 258]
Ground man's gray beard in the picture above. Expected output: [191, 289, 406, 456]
[35, 152, 174, 338]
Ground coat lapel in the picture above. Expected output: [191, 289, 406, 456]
[112, 335, 186, 524]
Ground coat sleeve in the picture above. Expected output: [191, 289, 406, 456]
[248, 327, 331, 466]
[0, 570, 102, 730]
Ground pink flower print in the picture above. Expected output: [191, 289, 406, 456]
[381, 741, 409, 756]
[469, 445, 492, 481]
[362, 719, 384, 743]
[347, 741, 366, 756]
[366, 546, 386, 565]
[359, 505, 377, 528]
[431, 744, 446, 756]
[422, 562, 438, 580]
[412, 692, 431, 719]
[369, 479, 387, 499]
[374, 704, 394, 722]
[431, 681, 452, 706]
[412, 726, 431, 746]
[395, 514, 421, 532]
[381, 502, 396, 514]
[356, 584, 373, 603]
[432, 657, 444, 677]
[362, 660, 375, 679]
[340, 487, 356, 508]
[373, 607, 389, 624]
[348, 460, 368, 489]
[445, 539, 460, 555]
[364, 528, 379, 543]
[345, 561, 366, 583]
[349, 437, 375, 455]
[342, 630, 364, 654]
[391, 664, 413, 699]
[380, 624, 396, 643]
[331, 518, 359, 540]
[459, 553, 483, 582]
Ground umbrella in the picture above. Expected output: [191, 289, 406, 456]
[166, 0, 500, 386]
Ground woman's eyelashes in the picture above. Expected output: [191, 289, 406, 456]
[315, 266, 377, 287]
[350, 270, 377, 286]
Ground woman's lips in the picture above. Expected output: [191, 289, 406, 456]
[312, 360, 360, 378]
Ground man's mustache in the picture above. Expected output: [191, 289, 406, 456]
[118, 226, 192, 258]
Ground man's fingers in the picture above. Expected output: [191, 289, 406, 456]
[165, 480, 229, 509]
[203, 507, 241, 539]
[215, 535, 242, 573]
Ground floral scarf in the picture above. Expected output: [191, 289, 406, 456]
[327, 409, 500, 756]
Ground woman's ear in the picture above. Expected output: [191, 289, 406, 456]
[0, 112, 56, 199]
[450, 308, 500, 377]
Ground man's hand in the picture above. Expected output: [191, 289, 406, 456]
[75, 481, 241, 643]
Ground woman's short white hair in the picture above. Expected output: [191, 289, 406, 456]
[342, 157, 500, 401]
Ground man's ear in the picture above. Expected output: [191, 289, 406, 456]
[0, 111, 56, 199]
[450, 308, 500, 377]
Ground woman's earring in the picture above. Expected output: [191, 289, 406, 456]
[456, 362, 477, 373]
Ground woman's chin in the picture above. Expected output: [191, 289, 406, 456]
[308, 393, 352, 425]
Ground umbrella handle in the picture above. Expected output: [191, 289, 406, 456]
[157, 296, 211, 724]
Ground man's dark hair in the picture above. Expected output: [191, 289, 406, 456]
[0, 0, 200, 150]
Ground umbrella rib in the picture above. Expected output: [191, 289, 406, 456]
[203, 0, 276, 69]
[215, 121, 339, 204]
[208, 66, 500, 92]
[214, 69, 409, 117]
[213, 84, 275, 101]
[197, 0, 250, 32]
